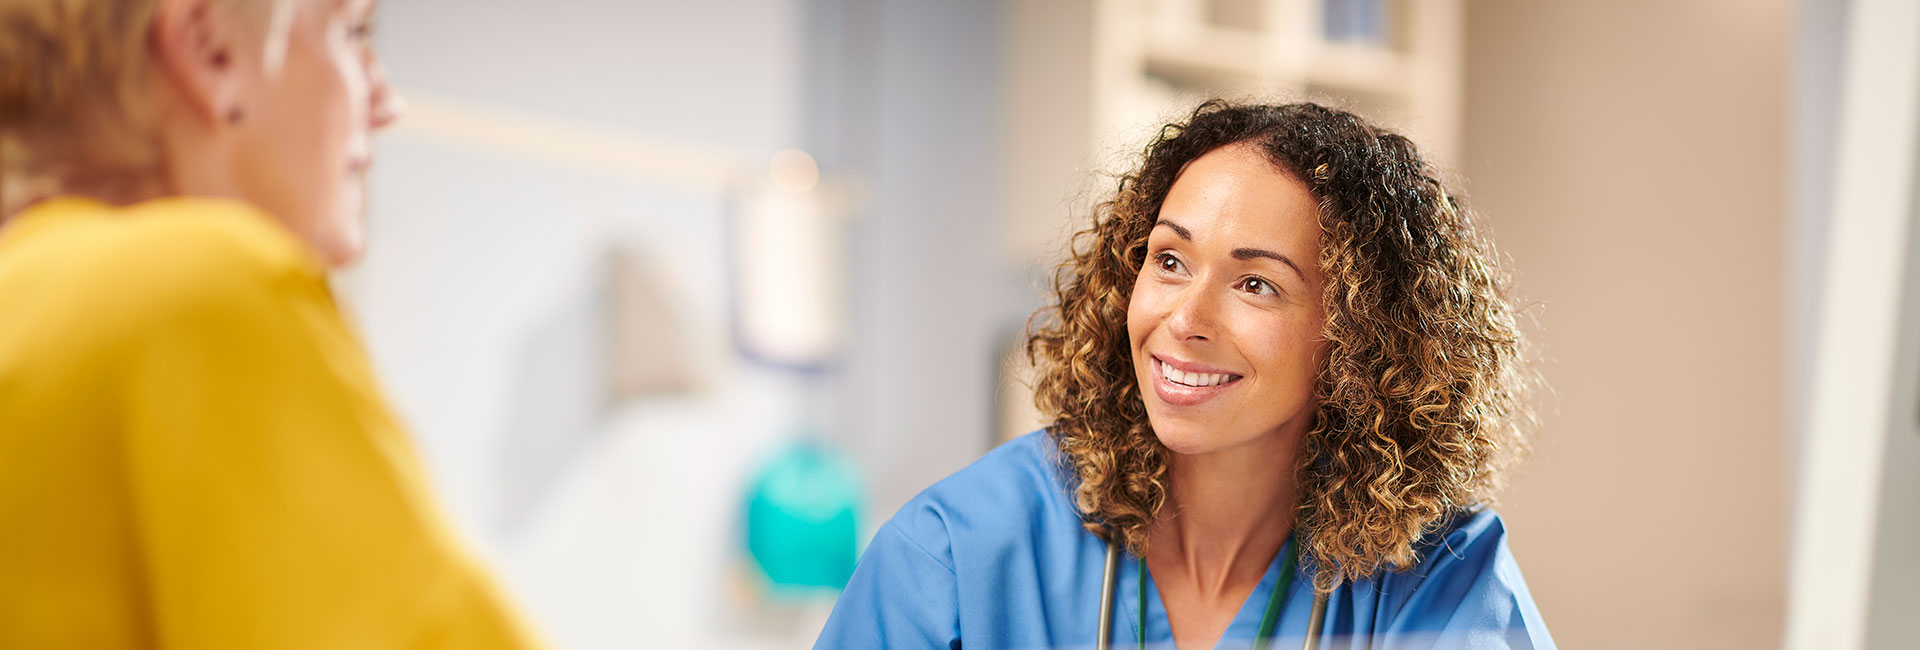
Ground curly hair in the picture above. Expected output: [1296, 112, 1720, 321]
[1027, 100, 1535, 590]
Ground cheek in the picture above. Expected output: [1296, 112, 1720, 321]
[329, 49, 371, 123]
[1242, 312, 1324, 387]
[290, 25, 364, 126]
[303, 50, 358, 142]
[1124, 275, 1159, 349]
[259, 34, 352, 157]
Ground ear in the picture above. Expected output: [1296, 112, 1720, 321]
[150, 0, 246, 127]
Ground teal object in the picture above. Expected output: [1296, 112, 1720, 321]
[745, 440, 863, 592]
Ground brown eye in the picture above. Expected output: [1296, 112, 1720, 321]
[1152, 252, 1186, 275]
[1239, 277, 1278, 296]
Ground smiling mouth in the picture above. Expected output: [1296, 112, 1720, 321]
[1153, 357, 1243, 388]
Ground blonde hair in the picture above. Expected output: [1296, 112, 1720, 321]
[0, 0, 290, 217]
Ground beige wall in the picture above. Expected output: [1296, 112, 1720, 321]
[1462, 2, 1791, 648]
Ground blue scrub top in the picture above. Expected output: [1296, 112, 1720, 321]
[814, 431, 1554, 650]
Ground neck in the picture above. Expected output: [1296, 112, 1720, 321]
[157, 118, 242, 203]
[1, 145, 170, 218]
[1146, 429, 1305, 598]
[4, 102, 230, 218]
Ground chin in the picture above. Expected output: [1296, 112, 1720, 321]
[312, 224, 365, 268]
[1146, 403, 1309, 458]
[1147, 415, 1239, 456]
[316, 184, 368, 267]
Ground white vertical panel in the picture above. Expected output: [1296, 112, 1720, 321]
[1788, 0, 1920, 648]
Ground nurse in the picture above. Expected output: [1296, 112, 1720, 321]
[0, 0, 539, 647]
[815, 101, 1554, 649]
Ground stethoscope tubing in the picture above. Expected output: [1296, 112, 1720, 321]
[1095, 541, 1326, 650]
[1097, 542, 1121, 649]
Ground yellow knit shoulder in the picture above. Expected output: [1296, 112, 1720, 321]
[0, 196, 332, 356]
[93, 196, 320, 287]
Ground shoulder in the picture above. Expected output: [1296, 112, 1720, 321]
[1386, 507, 1525, 596]
[876, 430, 1079, 569]
[1369, 507, 1550, 641]
[1414, 507, 1516, 572]
[93, 197, 324, 309]
[0, 197, 329, 338]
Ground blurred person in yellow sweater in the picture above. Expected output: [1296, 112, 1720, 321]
[0, 0, 542, 647]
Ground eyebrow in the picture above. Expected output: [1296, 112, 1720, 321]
[1155, 220, 1193, 241]
[1153, 219, 1307, 281]
[1232, 247, 1307, 281]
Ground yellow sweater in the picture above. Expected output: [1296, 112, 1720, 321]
[0, 197, 540, 649]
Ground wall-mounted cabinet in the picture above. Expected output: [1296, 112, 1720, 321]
[1094, 0, 1463, 167]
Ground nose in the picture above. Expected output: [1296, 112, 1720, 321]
[1163, 283, 1220, 342]
[367, 58, 404, 131]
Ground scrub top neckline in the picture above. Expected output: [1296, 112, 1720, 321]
[1126, 537, 1299, 648]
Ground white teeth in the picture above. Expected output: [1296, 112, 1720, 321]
[1159, 360, 1232, 387]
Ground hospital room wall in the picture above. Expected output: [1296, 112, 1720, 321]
[338, 1, 826, 646]
[1462, 2, 1791, 649]
[807, 0, 1041, 535]
[343, 0, 808, 551]
[340, 1, 1027, 646]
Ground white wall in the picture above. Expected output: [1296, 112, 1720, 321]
[337, 2, 813, 647]
[817, 0, 1035, 528]
[1789, 1, 1920, 648]
[339, 2, 1042, 646]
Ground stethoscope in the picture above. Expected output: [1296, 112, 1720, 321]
[1095, 540, 1328, 650]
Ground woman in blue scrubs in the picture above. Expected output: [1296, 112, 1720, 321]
[816, 101, 1553, 649]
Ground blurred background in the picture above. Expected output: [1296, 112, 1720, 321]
[327, 0, 1909, 648]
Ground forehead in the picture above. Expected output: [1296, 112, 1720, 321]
[299, 0, 374, 18]
[273, 0, 361, 25]
[1156, 142, 1320, 251]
